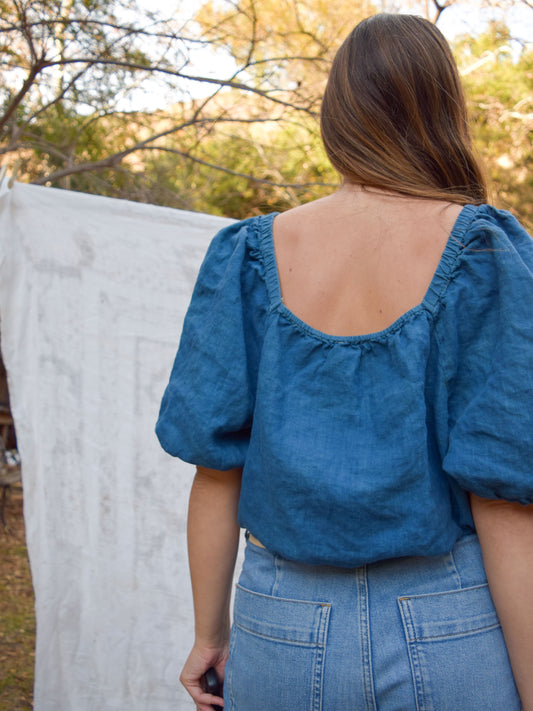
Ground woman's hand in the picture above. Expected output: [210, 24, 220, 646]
[180, 642, 228, 710]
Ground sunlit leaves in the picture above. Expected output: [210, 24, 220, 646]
[0, 0, 531, 230]
[456, 22, 533, 229]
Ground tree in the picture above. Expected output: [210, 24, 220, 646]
[160, 0, 533, 225]
[125, 0, 376, 215]
[456, 21, 533, 229]
[0, 0, 337, 202]
[1, 0, 532, 230]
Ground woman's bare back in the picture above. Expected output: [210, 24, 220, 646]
[272, 187, 463, 337]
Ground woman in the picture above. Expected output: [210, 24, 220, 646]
[157, 13, 533, 711]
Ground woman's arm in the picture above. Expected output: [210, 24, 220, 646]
[470, 494, 533, 711]
[179, 465, 242, 710]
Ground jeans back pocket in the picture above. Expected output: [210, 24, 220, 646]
[398, 584, 520, 711]
[225, 584, 331, 711]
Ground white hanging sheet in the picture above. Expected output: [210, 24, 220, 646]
[0, 182, 237, 710]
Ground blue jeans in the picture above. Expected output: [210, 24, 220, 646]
[224, 534, 519, 710]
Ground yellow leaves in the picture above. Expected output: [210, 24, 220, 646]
[194, 0, 373, 83]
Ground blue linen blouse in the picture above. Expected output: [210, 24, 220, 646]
[156, 204, 533, 567]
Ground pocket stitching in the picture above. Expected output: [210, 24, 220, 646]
[397, 582, 511, 711]
[234, 584, 332, 645]
[312, 606, 330, 711]
[233, 620, 328, 648]
[399, 599, 427, 711]
[229, 586, 331, 711]
[236, 583, 332, 607]
[397, 582, 489, 603]
[403, 621, 501, 643]
[397, 583, 499, 641]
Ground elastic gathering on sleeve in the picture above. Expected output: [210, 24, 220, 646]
[156, 217, 269, 470]
[438, 206, 533, 504]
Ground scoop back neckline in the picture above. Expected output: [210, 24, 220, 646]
[257, 203, 478, 344]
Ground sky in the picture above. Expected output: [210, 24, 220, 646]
[434, 0, 533, 43]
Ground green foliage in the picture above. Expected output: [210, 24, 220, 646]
[139, 108, 337, 217]
[0, 0, 531, 231]
[456, 22, 533, 231]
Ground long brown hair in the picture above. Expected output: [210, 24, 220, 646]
[320, 14, 487, 204]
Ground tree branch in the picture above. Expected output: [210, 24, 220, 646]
[136, 146, 338, 189]
[41, 57, 316, 113]
[31, 141, 337, 190]
[432, 0, 453, 23]
[0, 59, 46, 133]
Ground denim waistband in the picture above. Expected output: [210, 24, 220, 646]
[242, 531, 487, 597]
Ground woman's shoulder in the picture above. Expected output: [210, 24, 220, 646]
[207, 199, 335, 278]
[273, 194, 339, 235]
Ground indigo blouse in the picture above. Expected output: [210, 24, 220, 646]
[156, 204, 533, 567]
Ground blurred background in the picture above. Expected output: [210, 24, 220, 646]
[0, 0, 531, 228]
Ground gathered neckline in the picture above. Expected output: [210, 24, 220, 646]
[256, 203, 478, 344]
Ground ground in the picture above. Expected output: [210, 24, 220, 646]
[0, 485, 35, 710]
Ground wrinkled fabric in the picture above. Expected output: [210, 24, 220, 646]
[157, 204, 533, 567]
[0, 181, 237, 711]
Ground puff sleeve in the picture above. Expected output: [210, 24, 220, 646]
[156, 218, 269, 470]
[438, 206, 533, 504]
